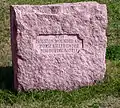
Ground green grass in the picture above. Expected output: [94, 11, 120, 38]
[0, 0, 120, 107]
[106, 45, 120, 60]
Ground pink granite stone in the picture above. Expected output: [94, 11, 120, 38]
[10, 2, 108, 91]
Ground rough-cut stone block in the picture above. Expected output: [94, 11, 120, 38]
[10, 2, 108, 91]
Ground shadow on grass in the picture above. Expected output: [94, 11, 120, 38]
[0, 66, 14, 90]
[106, 45, 120, 60]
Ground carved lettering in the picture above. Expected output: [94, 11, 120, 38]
[34, 35, 83, 54]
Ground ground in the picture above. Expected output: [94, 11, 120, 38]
[0, 0, 120, 108]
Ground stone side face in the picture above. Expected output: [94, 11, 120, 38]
[10, 2, 108, 91]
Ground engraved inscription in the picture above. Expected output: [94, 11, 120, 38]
[34, 35, 83, 54]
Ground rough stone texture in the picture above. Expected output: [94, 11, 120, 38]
[10, 2, 108, 91]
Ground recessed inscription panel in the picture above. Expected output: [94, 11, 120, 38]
[33, 34, 83, 54]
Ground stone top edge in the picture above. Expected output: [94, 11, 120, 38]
[10, 1, 106, 7]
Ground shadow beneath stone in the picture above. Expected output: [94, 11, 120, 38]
[0, 66, 14, 90]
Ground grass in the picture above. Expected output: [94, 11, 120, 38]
[0, 0, 120, 107]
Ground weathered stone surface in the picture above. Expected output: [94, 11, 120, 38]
[10, 2, 108, 91]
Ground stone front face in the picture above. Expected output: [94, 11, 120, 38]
[10, 2, 108, 91]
